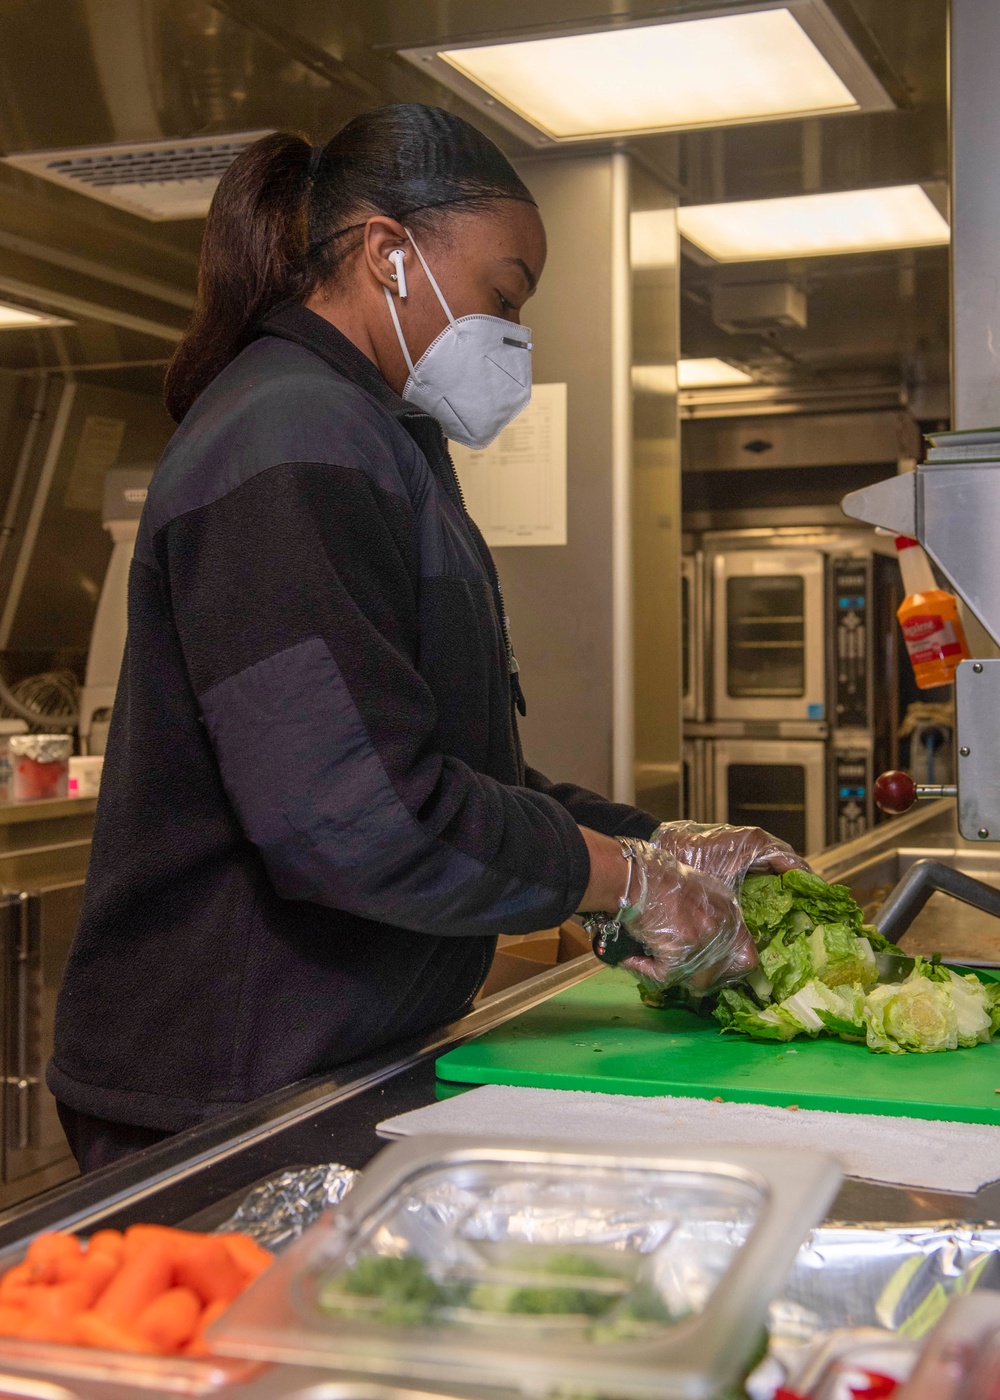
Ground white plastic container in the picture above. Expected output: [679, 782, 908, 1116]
[68, 754, 104, 798]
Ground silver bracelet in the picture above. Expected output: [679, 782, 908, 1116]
[616, 837, 637, 912]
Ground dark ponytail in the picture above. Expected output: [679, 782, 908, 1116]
[164, 104, 535, 423]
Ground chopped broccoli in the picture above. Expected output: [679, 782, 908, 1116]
[319, 1254, 450, 1326]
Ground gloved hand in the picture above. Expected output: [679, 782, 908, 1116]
[605, 840, 760, 995]
[648, 820, 809, 885]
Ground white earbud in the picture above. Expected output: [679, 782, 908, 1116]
[388, 248, 408, 299]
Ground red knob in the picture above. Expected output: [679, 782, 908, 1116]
[874, 770, 917, 815]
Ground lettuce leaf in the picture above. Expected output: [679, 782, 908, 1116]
[808, 924, 879, 991]
[714, 988, 804, 1042]
[863, 974, 959, 1054]
[739, 875, 793, 941]
[758, 935, 815, 1002]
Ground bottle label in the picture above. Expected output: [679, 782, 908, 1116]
[901, 613, 964, 666]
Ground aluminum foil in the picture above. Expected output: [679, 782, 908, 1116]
[216, 1163, 358, 1251]
[9, 733, 71, 762]
[771, 1222, 1000, 1348]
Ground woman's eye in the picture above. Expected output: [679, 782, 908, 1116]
[497, 291, 515, 313]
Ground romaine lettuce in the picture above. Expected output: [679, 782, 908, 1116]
[641, 866, 1000, 1058]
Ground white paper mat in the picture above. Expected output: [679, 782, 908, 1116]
[377, 1085, 1000, 1192]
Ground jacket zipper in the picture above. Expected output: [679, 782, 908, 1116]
[444, 446, 528, 717]
[410, 412, 527, 716]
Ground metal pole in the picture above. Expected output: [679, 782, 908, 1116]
[610, 152, 635, 805]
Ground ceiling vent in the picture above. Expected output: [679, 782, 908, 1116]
[2, 131, 272, 221]
[712, 281, 808, 334]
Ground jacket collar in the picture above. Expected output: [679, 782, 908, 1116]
[259, 301, 412, 421]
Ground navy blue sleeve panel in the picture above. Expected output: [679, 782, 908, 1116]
[523, 766, 659, 841]
[160, 462, 591, 937]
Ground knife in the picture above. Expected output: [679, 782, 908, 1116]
[873, 950, 918, 983]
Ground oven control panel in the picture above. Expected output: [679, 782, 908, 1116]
[830, 555, 872, 729]
[831, 748, 873, 844]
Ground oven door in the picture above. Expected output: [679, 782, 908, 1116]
[712, 738, 826, 857]
[681, 555, 705, 722]
[712, 550, 825, 722]
[682, 738, 713, 822]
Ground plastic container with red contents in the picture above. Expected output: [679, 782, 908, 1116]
[9, 734, 72, 801]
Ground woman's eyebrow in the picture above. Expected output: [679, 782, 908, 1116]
[499, 256, 537, 293]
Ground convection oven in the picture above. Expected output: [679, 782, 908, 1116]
[710, 738, 826, 857]
[711, 549, 826, 723]
[687, 530, 901, 852]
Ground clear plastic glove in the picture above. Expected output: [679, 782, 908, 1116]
[613, 840, 760, 995]
[648, 820, 809, 885]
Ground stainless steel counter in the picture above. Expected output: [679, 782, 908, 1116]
[0, 803, 992, 1396]
[0, 797, 995, 1252]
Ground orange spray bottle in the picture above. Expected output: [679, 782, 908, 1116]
[895, 534, 971, 688]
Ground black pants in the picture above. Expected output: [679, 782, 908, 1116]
[56, 1102, 171, 1175]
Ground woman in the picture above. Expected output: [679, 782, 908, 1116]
[49, 104, 800, 1172]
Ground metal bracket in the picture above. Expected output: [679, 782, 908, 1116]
[956, 658, 1000, 841]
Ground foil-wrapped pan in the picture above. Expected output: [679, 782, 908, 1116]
[772, 1222, 1000, 1346]
[216, 1163, 358, 1251]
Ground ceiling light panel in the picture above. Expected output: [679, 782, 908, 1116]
[679, 185, 950, 261]
[0, 303, 71, 329]
[402, 1, 893, 146]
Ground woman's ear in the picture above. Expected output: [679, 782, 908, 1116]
[363, 215, 409, 294]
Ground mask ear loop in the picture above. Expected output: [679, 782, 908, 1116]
[384, 227, 457, 387]
[384, 286, 417, 381]
[404, 227, 457, 326]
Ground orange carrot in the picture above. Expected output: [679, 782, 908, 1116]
[86, 1230, 124, 1261]
[25, 1233, 83, 1285]
[219, 1234, 273, 1281]
[133, 1286, 201, 1353]
[24, 1280, 91, 1327]
[183, 1297, 228, 1357]
[19, 1314, 76, 1345]
[123, 1224, 199, 1256]
[75, 1248, 120, 1306]
[74, 1311, 160, 1354]
[92, 1240, 172, 1325]
[0, 1305, 26, 1336]
[0, 1261, 34, 1306]
[174, 1237, 244, 1306]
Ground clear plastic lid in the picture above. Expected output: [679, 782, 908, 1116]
[210, 1135, 839, 1400]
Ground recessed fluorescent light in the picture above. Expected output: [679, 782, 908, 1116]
[679, 185, 950, 262]
[679, 359, 754, 388]
[632, 361, 753, 393]
[401, 2, 892, 146]
[0, 303, 71, 329]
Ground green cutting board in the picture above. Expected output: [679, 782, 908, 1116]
[436, 969, 1000, 1124]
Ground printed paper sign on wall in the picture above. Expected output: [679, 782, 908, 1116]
[450, 383, 567, 547]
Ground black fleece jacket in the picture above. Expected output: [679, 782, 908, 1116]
[48, 304, 657, 1133]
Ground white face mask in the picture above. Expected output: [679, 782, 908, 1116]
[384, 227, 532, 450]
